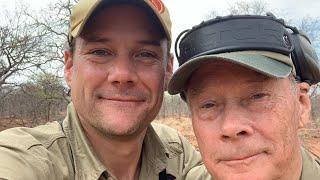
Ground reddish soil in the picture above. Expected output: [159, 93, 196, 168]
[299, 128, 320, 158]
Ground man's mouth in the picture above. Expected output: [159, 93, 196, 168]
[97, 95, 145, 103]
[218, 151, 267, 166]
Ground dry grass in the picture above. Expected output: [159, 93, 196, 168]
[0, 117, 48, 131]
[299, 128, 320, 158]
[0, 118, 29, 131]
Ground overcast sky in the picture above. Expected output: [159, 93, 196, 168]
[162, 0, 320, 46]
[2, 0, 319, 41]
[1, 0, 319, 69]
[1, 0, 319, 33]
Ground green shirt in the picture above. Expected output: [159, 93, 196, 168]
[0, 103, 210, 180]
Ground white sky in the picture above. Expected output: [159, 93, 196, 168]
[2, 0, 319, 35]
[162, 0, 320, 49]
[1, 0, 319, 69]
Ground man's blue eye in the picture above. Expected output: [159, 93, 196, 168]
[136, 51, 157, 58]
[91, 49, 111, 56]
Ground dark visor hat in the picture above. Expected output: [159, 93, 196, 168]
[168, 15, 296, 95]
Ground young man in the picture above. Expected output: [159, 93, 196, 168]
[169, 15, 320, 180]
[0, 0, 206, 179]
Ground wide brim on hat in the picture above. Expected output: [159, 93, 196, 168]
[168, 51, 294, 95]
[70, 0, 171, 42]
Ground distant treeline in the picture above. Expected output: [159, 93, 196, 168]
[1, 83, 319, 128]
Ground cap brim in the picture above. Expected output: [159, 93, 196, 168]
[168, 52, 293, 95]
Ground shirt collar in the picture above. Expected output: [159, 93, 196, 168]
[63, 103, 107, 179]
[139, 125, 168, 177]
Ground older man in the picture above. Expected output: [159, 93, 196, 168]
[169, 14, 320, 179]
[0, 0, 204, 179]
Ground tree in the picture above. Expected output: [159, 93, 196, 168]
[0, 0, 76, 128]
[0, 0, 78, 89]
[205, 0, 268, 19]
[0, 7, 49, 88]
[24, 0, 77, 72]
[228, 0, 268, 15]
[297, 16, 320, 55]
[25, 73, 68, 121]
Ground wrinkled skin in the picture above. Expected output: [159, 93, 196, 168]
[186, 61, 311, 180]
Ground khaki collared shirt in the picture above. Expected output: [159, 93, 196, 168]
[300, 147, 320, 180]
[0, 103, 209, 180]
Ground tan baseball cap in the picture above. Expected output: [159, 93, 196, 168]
[69, 0, 172, 42]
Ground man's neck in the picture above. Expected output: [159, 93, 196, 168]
[82, 123, 147, 180]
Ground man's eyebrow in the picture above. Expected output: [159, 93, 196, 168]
[137, 40, 161, 46]
[84, 36, 111, 43]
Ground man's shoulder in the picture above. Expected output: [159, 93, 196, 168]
[151, 122, 188, 150]
[151, 122, 199, 159]
[151, 122, 181, 140]
[0, 122, 70, 179]
[0, 121, 65, 150]
[151, 123, 208, 179]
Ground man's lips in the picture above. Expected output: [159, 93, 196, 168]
[108, 97, 144, 102]
[98, 95, 145, 103]
[218, 151, 267, 166]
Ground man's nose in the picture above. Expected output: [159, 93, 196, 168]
[107, 56, 138, 87]
[219, 104, 254, 141]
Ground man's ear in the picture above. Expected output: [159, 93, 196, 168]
[164, 53, 173, 91]
[297, 82, 312, 128]
[64, 50, 74, 88]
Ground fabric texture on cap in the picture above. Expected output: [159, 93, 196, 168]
[69, 0, 172, 42]
[168, 51, 295, 95]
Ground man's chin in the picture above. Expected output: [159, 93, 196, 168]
[211, 168, 271, 180]
[93, 118, 148, 138]
[213, 172, 267, 180]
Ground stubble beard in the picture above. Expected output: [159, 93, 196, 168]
[86, 87, 164, 139]
[89, 107, 151, 139]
